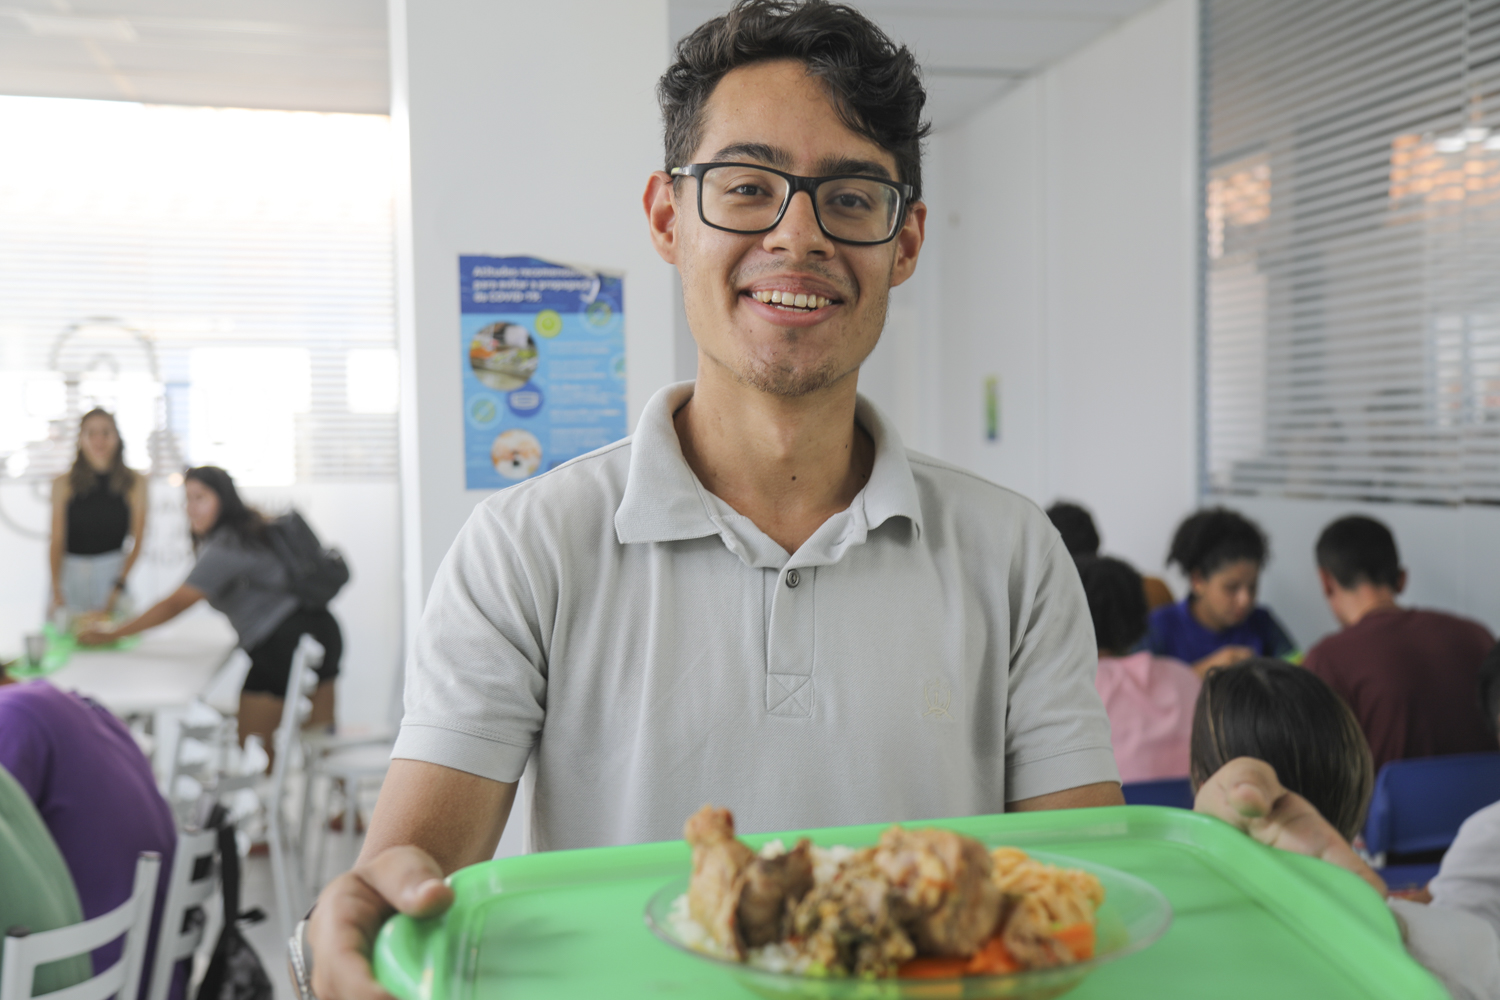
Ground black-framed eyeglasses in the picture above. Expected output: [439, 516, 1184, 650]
[670, 162, 913, 246]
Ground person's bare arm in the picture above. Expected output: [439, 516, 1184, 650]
[1194, 756, 1386, 895]
[1010, 780, 1125, 811]
[49, 476, 69, 610]
[107, 476, 150, 613]
[77, 583, 203, 644]
[1191, 644, 1255, 679]
[309, 760, 517, 1000]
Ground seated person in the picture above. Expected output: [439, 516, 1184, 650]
[1077, 554, 1199, 782]
[0, 762, 91, 994]
[1193, 659, 1500, 1000]
[1047, 500, 1174, 611]
[1190, 657, 1371, 841]
[0, 670, 183, 1000]
[1303, 515, 1495, 771]
[1147, 507, 1296, 677]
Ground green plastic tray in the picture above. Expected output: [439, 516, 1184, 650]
[372, 805, 1445, 1000]
[7, 623, 140, 679]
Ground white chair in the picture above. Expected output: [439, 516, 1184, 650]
[144, 828, 219, 1000]
[267, 637, 393, 937]
[1, 852, 161, 1000]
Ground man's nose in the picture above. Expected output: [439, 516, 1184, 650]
[762, 190, 833, 257]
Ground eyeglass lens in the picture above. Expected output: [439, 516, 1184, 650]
[698, 165, 901, 243]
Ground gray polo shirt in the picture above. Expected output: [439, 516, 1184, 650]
[395, 382, 1117, 852]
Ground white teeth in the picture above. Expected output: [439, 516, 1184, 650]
[751, 290, 834, 309]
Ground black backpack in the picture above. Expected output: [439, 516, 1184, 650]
[195, 812, 272, 1000]
[265, 510, 350, 610]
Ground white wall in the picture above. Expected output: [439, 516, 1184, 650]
[390, 0, 676, 650]
[922, 0, 1201, 583]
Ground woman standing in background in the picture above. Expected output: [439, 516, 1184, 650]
[49, 408, 148, 619]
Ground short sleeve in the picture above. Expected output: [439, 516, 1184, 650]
[1003, 537, 1121, 802]
[184, 540, 241, 603]
[391, 502, 551, 784]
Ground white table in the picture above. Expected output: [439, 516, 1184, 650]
[41, 609, 240, 718]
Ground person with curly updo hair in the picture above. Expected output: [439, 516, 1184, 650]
[1145, 507, 1296, 677]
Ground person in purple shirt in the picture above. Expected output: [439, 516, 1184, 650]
[1146, 507, 1296, 677]
[0, 674, 184, 1000]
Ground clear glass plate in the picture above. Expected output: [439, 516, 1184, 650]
[642, 850, 1172, 1000]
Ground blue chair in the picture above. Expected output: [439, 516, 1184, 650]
[1121, 777, 1195, 809]
[1363, 752, 1500, 888]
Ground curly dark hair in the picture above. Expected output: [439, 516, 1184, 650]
[1167, 507, 1268, 579]
[658, 0, 931, 200]
[1075, 555, 1148, 656]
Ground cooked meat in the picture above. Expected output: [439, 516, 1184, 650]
[872, 826, 1003, 956]
[737, 839, 815, 948]
[684, 804, 755, 956]
[791, 849, 917, 977]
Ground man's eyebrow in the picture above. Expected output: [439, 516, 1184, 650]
[707, 142, 792, 168]
[816, 156, 892, 180]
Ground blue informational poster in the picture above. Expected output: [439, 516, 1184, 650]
[459, 255, 626, 490]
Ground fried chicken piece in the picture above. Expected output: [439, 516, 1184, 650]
[738, 840, 815, 948]
[791, 849, 917, 977]
[873, 826, 1003, 957]
[684, 805, 816, 956]
[685, 805, 755, 956]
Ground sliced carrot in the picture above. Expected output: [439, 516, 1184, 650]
[1052, 921, 1096, 961]
[965, 936, 1021, 975]
[897, 957, 970, 979]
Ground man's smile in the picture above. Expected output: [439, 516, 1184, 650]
[739, 277, 847, 325]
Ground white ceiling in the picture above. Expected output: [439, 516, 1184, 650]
[0, 0, 1159, 127]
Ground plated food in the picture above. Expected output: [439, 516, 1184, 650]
[672, 805, 1105, 981]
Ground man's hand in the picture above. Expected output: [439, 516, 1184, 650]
[1193, 756, 1386, 895]
[1191, 644, 1255, 678]
[308, 846, 455, 1000]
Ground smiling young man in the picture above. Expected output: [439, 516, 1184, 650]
[305, 3, 1120, 997]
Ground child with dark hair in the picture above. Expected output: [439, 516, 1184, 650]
[1192, 658, 1500, 1000]
[1077, 555, 1199, 782]
[1304, 515, 1494, 771]
[1146, 507, 1295, 677]
[1047, 500, 1175, 611]
[1190, 658, 1372, 841]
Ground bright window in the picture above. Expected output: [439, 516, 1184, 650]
[0, 96, 398, 489]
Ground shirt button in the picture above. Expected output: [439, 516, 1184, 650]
[785, 568, 801, 588]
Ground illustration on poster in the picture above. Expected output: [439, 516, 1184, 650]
[460, 255, 626, 490]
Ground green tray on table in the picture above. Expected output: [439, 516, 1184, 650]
[372, 805, 1445, 1000]
[7, 622, 140, 678]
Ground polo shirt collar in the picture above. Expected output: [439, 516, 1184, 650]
[614, 381, 925, 555]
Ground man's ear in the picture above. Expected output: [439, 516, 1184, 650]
[1395, 568, 1408, 596]
[888, 200, 927, 288]
[644, 171, 681, 265]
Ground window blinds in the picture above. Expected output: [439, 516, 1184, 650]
[0, 98, 397, 488]
[1203, 0, 1500, 505]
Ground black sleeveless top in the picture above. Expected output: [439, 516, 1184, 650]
[66, 475, 131, 555]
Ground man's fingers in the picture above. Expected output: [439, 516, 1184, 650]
[359, 845, 456, 918]
[308, 871, 399, 1000]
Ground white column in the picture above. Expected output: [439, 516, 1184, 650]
[389, 0, 675, 653]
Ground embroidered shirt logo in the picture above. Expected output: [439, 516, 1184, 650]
[922, 678, 952, 718]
